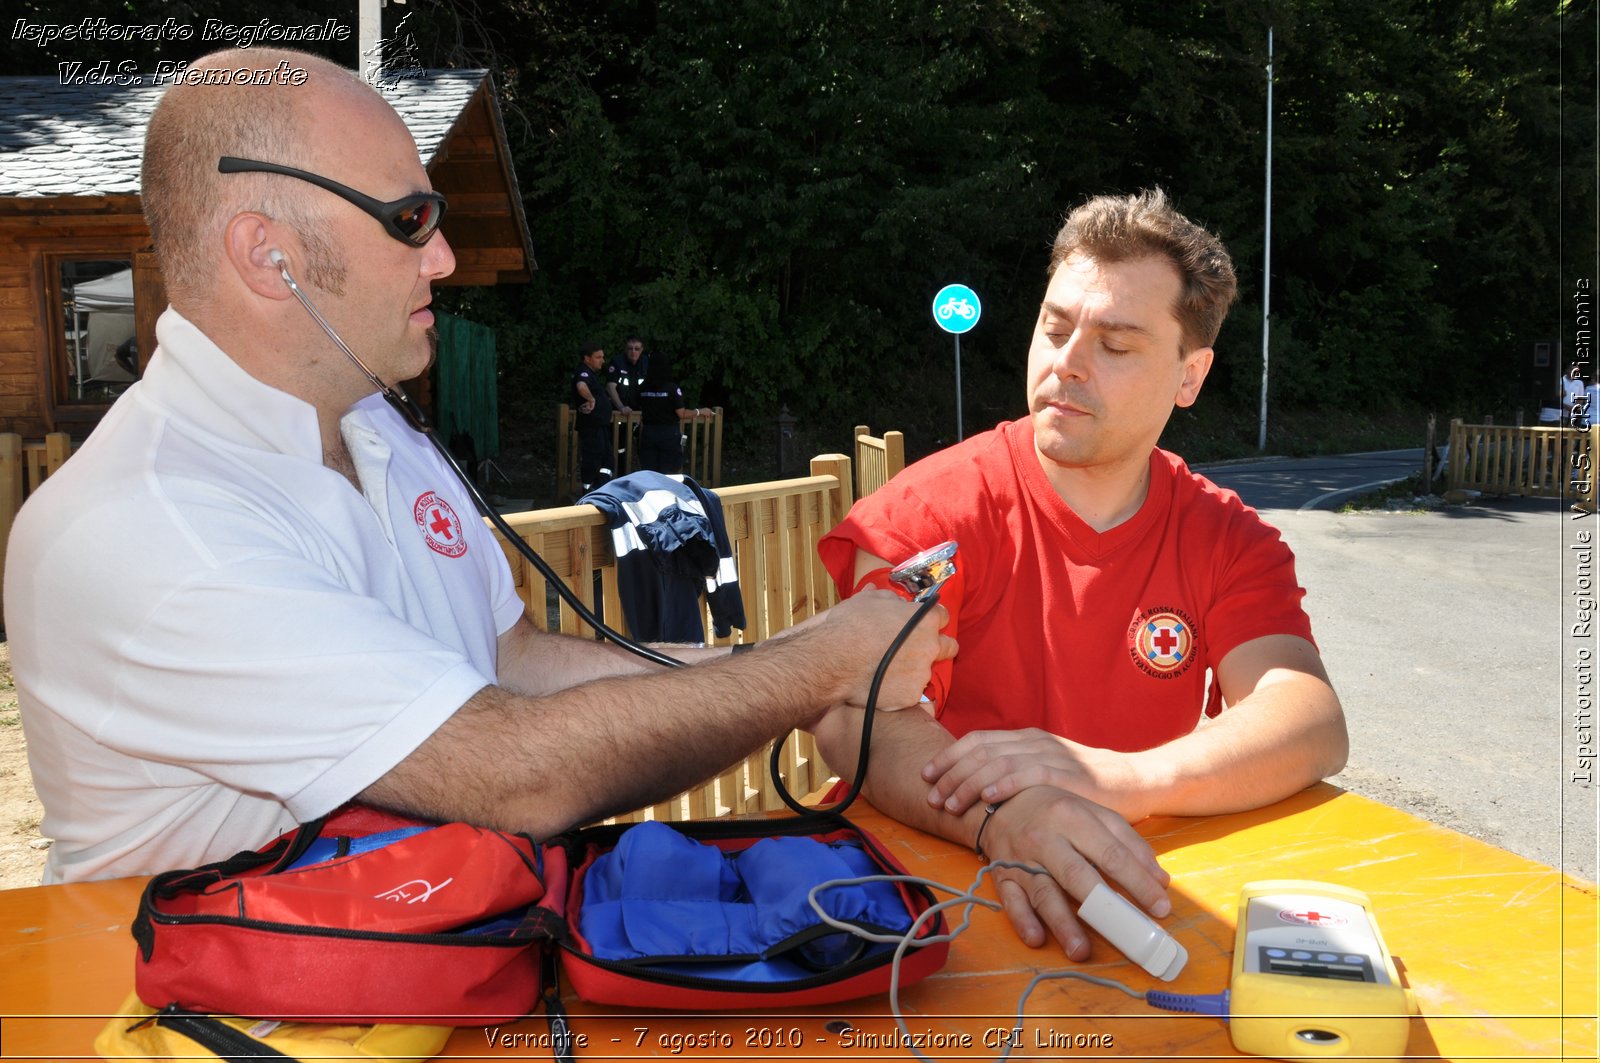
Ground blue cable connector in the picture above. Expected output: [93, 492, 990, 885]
[1145, 988, 1231, 1019]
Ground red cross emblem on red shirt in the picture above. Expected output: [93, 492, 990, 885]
[1129, 607, 1196, 678]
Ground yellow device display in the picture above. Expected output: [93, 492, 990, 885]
[1229, 880, 1417, 1062]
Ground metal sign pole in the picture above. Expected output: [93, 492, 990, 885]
[955, 333, 964, 442]
[1258, 26, 1274, 452]
[933, 282, 980, 444]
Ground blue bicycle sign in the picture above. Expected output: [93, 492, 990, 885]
[932, 284, 981, 334]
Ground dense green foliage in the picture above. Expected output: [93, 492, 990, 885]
[5, 1, 1588, 462]
[400, 0, 1588, 459]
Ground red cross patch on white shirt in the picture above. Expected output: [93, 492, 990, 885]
[413, 491, 467, 558]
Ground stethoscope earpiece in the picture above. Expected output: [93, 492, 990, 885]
[269, 249, 292, 288]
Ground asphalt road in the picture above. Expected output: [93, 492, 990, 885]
[1194, 454, 1595, 880]
[1195, 448, 1430, 511]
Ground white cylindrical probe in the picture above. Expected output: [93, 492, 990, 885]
[1077, 882, 1188, 981]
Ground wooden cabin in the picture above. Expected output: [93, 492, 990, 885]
[0, 70, 534, 438]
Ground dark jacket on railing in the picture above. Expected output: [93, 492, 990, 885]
[581, 472, 745, 643]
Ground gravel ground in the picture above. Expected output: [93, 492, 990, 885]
[1265, 497, 1596, 881]
[0, 643, 47, 888]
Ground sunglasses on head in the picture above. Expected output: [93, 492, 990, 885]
[217, 156, 447, 247]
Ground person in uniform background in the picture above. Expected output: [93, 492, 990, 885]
[572, 341, 613, 490]
[638, 354, 708, 475]
[606, 335, 649, 413]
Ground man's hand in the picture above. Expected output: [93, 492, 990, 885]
[924, 728, 1149, 822]
[795, 589, 956, 713]
[810, 706, 1168, 960]
[978, 786, 1171, 959]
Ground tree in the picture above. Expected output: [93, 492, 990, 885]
[410, 0, 1576, 452]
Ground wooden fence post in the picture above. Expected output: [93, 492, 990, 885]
[609, 413, 626, 478]
[883, 430, 906, 481]
[1424, 414, 1436, 487]
[0, 434, 21, 630]
[555, 404, 572, 501]
[0, 434, 22, 521]
[617, 411, 640, 476]
[809, 453, 853, 531]
[1446, 418, 1464, 492]
[682, 411, 707, 486]
[44, 432, 72, 480]
[852, 426, 869, 499]
[709, 407, 723, 487]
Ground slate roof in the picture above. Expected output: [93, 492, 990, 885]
[0, 70, 488, 198]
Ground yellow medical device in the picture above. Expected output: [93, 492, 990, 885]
[1228, 881, 1417, 1062]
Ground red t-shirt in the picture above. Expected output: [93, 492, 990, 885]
[818, 418, 1314, 752]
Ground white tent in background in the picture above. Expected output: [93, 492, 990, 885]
[72, 267, 133, 312]
[67, 268, 136, 383]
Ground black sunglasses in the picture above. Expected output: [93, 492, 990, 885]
[217, 156, 447, 247]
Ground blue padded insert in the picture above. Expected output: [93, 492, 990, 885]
[579, 821, 913, 977]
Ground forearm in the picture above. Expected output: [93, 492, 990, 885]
[1128, 675, 1347, 819]
[370, 631, 861, 836]
[497, 623, 731, 696]
[374, 589, 953, 833]
[922, 637, 1347, 825]
[813, 706, 988, 849]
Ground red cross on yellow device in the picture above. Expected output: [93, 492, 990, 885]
[1229, 880, 1417, 1061]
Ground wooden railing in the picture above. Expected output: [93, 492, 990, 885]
[0, 433, 79, 628]
[853, 424, 905, 499]
[1447, 419, 1598, 505]
[556, 406, 724, 502]
[495, 453, 856, 821]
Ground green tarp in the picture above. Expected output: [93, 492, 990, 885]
[433, 311, 498, 461]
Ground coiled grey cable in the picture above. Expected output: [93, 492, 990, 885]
[808, 862, 1148, 1063]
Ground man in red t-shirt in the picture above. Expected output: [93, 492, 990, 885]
[813, 190, 1346, 961]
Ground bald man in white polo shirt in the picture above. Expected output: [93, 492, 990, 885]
[3, 49, 951, 883]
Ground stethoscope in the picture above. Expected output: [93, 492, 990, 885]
[271, 249, 955, 814]
[269, 248, 682, 669]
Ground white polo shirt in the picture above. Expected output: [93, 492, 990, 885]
[4, 309, 524, 883]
